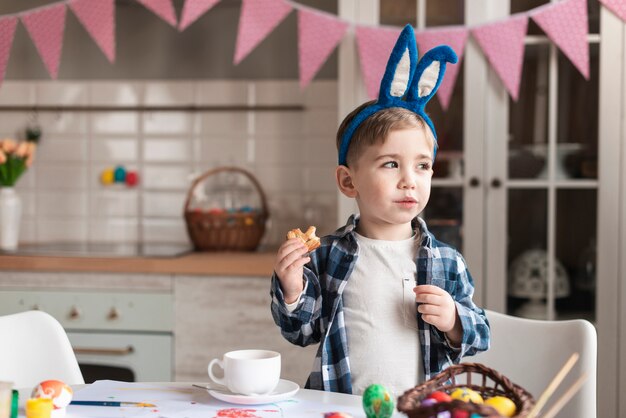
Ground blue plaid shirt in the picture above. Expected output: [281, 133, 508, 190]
[270, 215, 490, 394]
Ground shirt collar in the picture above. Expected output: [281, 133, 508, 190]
[336, 214, 434, 248]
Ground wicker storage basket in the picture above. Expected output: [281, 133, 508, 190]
[397, 363, 535, 418]
[184, 166, 269, 251]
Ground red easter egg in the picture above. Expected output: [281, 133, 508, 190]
[451, 410, 470, 418]
[125, 171, 139, 186]
[428, 391, 453, 403]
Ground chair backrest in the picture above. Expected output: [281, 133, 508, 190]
[0, 310, 84, 388]
[465, 309, 596, 418]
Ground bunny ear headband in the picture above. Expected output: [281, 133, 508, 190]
[338, 24, 458, 166]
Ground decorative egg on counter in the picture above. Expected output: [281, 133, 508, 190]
[484, 396, 516, 417]
[31, 380, 73, 418]
[324, 413, 354, 418]
[450, 387, 483, 404]
[362, 384, 394, 418]
[114, 166, 126, 183]
[428, 391, 453, 403]
[125, 171, 139, 187]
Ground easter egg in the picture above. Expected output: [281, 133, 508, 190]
[437, 412, 451, 418]
[362, 384, 394, 418]
[484, 396, 516, 417]
[125, 171, 139, 187]
[420, 398, 437, 407]
[428, 391, 452, 403]
[451, 411, 469, 418]
[32, 380, 73, 417]
[100, 168, 114, 185]
[450, 388, 483, 404]
[114, 166, 126, 183]
[324, 413, 354, 418]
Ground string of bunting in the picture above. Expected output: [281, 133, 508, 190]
[0, 0, 624, 109]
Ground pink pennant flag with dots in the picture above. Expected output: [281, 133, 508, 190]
[234, 0, 293, 65]
[530, 0, 589, 79]
[136, 0, 178, 28]
[179, 0, 220, 31]
[355, 25, 401, 99]
[298, 8, 348, 89]
[472, 14, 528, 101]
[0, 16, 17, 88]
[68, 0, 116, 63]
[21, 3, 67, 80]
[415, 26, 468, 110]
[598, 0, 626, 22]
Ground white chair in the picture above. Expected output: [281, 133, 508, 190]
[464, 309, 596, 418]
[0, 310, 84, 388]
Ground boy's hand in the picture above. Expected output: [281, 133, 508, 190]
[414, 285, 462, 346]
[274, 239, 310, 304]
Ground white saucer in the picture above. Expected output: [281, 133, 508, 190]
[207, 379, 299, 405]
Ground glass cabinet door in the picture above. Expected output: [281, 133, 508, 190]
[505, 0, 599, 321]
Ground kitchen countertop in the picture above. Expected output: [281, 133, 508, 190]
[0, 251, 276, 276]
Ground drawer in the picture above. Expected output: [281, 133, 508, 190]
[0, 290, 173, 332]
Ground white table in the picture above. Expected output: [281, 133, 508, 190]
[17, 381, 406, 418]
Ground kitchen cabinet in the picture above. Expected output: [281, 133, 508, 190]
[0, 270, 315, 386]
[338, 0, 623, 416]
[174, 275, 316, 384]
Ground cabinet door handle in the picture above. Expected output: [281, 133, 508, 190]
[469, 177, 480, 187]
[69, 306, 81, 320]
[491, 178, 502, 188]
[74, 346, 135, 356]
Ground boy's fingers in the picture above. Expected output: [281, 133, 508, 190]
[415, 293, 440, 305]
[278, 246, 309, 270]
[414, 284, 444, 295]
[278, 239, 307, 257]
[286, 256, 310, 271]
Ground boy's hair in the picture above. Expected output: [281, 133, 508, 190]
[336, 101, 436, 167]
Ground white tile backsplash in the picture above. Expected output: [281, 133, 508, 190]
[37, 135, 86, 162]
[90, 190, 139, 217]
[143, 165, 193, 190]
[91, 137, 139, 161]
[89, 219, 139, 242]
[35, 164, 88, 190]
[2, 80, 338, 246]
[142, 218, 189, 243]
[143, 112, 194, 134]
[143, 192, 186, 217]
[89, 82, 144, 106]
[37, 191, 88, 217]
[92, 112, 138, 134]
[143, 138, 192, 162]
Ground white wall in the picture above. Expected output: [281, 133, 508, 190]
[2, 80, 339, 247]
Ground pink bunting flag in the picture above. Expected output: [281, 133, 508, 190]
[234, 0, 293, 65]
[298, 8, 348, 89]
[179, 0, 220, 31]
[0, 16, 17, 88]
[355, 25, 401, 99]
[68, 0, 116, 63]
[472, 14, 528, 101]
[598, 0, 626, 22]
[530, 0, 589, 79]
[415, 26, 468, 109]
[136, 0, 177, 28]
[21, 3, 67, 79]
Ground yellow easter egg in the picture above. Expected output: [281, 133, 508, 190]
[484, 396, 516, 417]
[450, 387, 483, 404]
[100, 168, 114, 185]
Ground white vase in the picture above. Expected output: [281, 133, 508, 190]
[0, 187, 22, 251]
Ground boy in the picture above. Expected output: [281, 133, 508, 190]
[270, 25, 490, 396]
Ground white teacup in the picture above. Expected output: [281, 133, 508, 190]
[208, 349, 281, 396]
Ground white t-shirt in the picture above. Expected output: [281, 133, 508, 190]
[342, 232, 424, 396]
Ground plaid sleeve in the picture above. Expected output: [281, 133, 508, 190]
[448, 252, 491, 360]
[270, 266, 323, 347]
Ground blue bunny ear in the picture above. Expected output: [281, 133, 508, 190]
[377, 25, 418, 104]
[407, 45, 458, 105]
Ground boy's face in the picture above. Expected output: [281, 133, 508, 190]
[336, 127, 434, 238]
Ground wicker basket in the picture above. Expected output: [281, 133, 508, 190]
[183, 166, 269, 251]
[397, 363, 535, 418]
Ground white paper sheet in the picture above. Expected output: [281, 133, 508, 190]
[67, 380, 365, 418]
